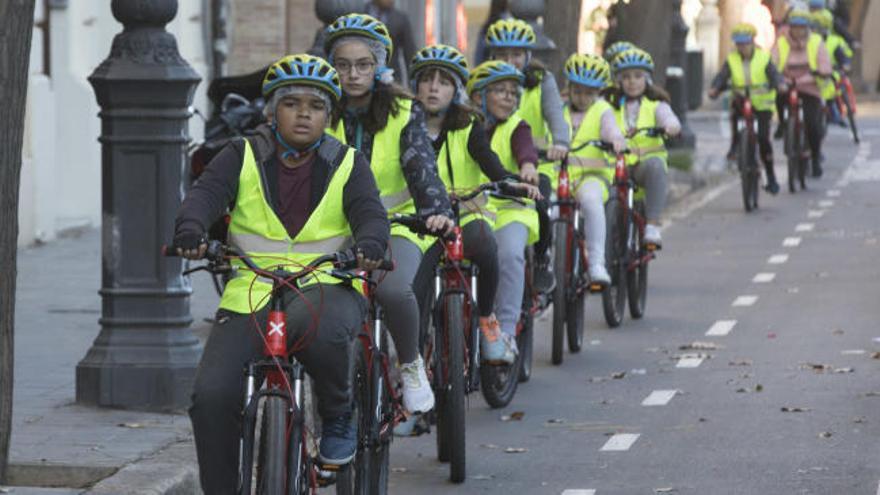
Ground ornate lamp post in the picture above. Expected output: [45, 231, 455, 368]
[76, 0, 202, 410]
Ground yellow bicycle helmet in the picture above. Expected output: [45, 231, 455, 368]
[812, 10, 833, 31]
[564, 54, 610, 89]
[467, 60, 524, 95]
[485, 18, 536, 49]
[788, 9, 813, 26]
[732, 23, 758, 44]
[324, 13, 394, 63]
[261, 54, 342, 101]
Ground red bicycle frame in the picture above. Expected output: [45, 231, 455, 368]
[555, 158, 595, 294]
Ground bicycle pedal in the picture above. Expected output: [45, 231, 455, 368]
[318, 462, 344, 473]
[588, 283, 606, 293]
[316, 468, 339, 487]
[645, 243, 660, 252]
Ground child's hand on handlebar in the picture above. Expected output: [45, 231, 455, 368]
[426, 214, 455, 235]
[520, 163, 539, 185]
[356, 245, 385, 271]
[173, 230, 207, 260]
[510, 182, 543, 200]
[546, 144, 569, 161]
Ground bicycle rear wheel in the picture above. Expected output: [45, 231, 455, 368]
[517, 303, 534, 383]
[602, 198, 627, 328]
[786, 113, 799, 193]
[843, 91, 860, 144]
[627, 203, 649, 319]
[551, 221, 569, 364]
[256, 395, 288, 495]
[738, 129, 757, 212]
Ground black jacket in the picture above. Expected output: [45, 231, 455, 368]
[174, 124, 389, 259]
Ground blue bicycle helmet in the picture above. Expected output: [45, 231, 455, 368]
[485, 18, 537, 49]
[324, 13, 394, 63]
[564, 54, 610, 89]
[787, 9, 813, 26]
[410, 44, 470, 85]
[611, 48, 655, 74]
[604, 41, 636, 61]
[467, 60, 524, 94]
[262, 54, 342, 101]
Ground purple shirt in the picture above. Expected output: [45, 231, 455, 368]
[276, 154, 314, 239]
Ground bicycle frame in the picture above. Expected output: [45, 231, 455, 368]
[613, 151, 657, 269]
[553, 158, 593, 297]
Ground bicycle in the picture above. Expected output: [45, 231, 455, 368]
[600, 129, 661, 327]
[731, 87, 761, 212]
[164, 241, 397, 494]
[542, 150, 605, 365]
[393, 180, 532, 483]
[834, 72, 859, 144]
[782, 79, 810, 193]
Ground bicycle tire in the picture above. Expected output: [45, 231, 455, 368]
[336, 340, 370, 495]
[566, 218, 585, 352]
[286, 410, 309, 495]
[738, 128, 754, 212]
[256, 395, 288, 495]
[551, 221, 568, 364]
[368, 337, 390, 495]
[479, 342, 521, 408]
[602, 198, 627, 328]
[442, 294, 467, 483]
[786, 112, 799, 193]
[517, 304, 534, 383]
[627, 203, 648, 319]
[843, 91, 860, 144]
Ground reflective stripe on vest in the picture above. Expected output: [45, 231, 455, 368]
[438, 120, 497, 227]
[327, 98, 416, 214]
[727, 48, 777, 112]
[565, 100, 615, 183]
[614, 97, 667, 164]
[219, 140, 356, 313]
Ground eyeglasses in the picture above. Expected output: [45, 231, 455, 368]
[488, 87, 519, 99]
[335, 60, 376, 75]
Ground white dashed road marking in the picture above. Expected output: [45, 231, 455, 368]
[600, 433, 640, 452]
[768, 254, 789, 264]
[841, 350, 866, 355]
[808, 210, 825, 219]
[783, 237, 802, 247]
[827, 189, 841, 197]
[753, 272, 776, 283]
[706, 320, 737, 336]
[733, 295, 758, 307]
[642, 390, 678, 406]
[795, 223, 815, 232]
[561, 490, 596, 495]
[818, 199, 834, 208]
[676, 356, 705, 368]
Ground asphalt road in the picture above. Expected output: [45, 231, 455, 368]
[385, 107, 880, 495]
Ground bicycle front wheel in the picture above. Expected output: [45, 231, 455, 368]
[786, 114, 799, 193]
[440, 294, 466, 483]
[256, 395, 288, 495]
[627, 203, 649, 319]
[336, 339, 370, 495]
[566, 219, 585, 352]
[602, 198, 627, 328]
[843, 91, 860, 144]
[738, 130, 756, 212]
[551, 221, 569, 364]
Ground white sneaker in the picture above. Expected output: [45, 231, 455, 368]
[644, 224, 662, 248]
[589, 263, 610, 286]
[400, 356, 435, 413]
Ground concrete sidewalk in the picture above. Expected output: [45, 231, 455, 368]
[3, 118, 731, 494]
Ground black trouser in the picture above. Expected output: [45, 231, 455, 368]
[188, 284, 366, 495]
[534, 173, 553, 260]
[414, 219, 499, 317]
[730, 106, 777, 182]
[776, 92, 825, 160]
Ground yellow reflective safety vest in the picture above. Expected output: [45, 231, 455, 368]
[727, 48, 777, 112]
[328, 97, 432, 251]
[614, 97, 667, 166]
[564, 100, 615, 202]
[437, 120, 496, 227]
[219, 139, 355, 313]
[518, 72, 550, 148]
[488, 116, 539, 244]
[777, 33, 835, 100]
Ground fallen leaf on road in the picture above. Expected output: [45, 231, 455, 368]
[832, 329, 844, 335]
[781, 407, 811, 413]
[546, 418, 565, 424]
[736, 388, 748, 393]
[698, 417, 708, 422]
[504, 447, 528, 453]
[819, 431, 833, 439]
[117, 422, 143, 429]
[872, 352, 880, 360]
[756, 384, 764, 392]
[655, 488, 676, 493]
[679, 341, 719, 351]
[729, 359, 753, 366]
[862, 392, 880, 398]
[767, 332, 777, 339]
[500, 411, 525, 422]
[612, 371, 627, 379]
[854, 417, 866, 424]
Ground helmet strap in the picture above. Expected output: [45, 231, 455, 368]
[271, 121, 323, 160]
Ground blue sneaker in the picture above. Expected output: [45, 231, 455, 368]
[480, 317, 516, 364]
[319, 413, 357, 465]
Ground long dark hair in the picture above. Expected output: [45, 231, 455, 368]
[331, 82, 414, 134]
[605, 83, 671, 109]
[414, 67, 482, 131]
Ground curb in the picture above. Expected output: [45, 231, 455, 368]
[84, 439, 199, 495]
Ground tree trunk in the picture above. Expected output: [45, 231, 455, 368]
[0, 0, 36, 483]
[543, 0, 582, 80]
[605, 0, 673, 87]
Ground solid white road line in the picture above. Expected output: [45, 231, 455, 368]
[600, 433, 640, 452]
[753, 272, 776, 283]
[808, 210, 825, 219]
[818, 199, 835, 208]
[676, 356, 705, 368]
[768, 254, 789, 264]
[642, 390, 678, 406]
[795, 223, 815, 232]
[706, 319, 737, 336]
[733, 295, 758, 307]
[561, 490, 596, 495]
[783, 237, 802, 247]
[827, 189, 841, 197]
